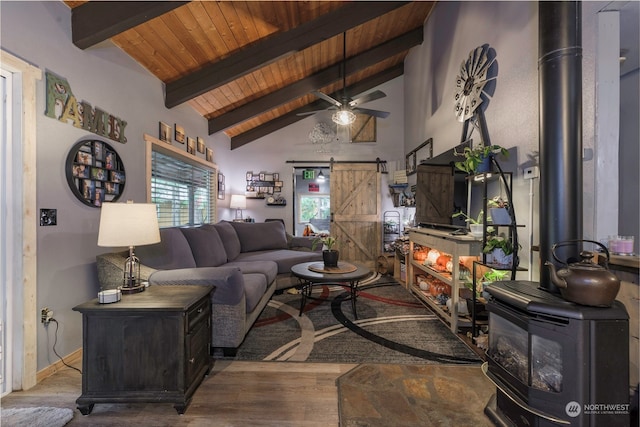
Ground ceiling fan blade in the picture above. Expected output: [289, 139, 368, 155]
[353, 107, 390, 119]
[296, 106, 339, 116]
[312, 91, 342, 108]
[348, 90, 387, 108]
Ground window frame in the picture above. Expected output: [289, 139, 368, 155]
[145, 134, 217, 227]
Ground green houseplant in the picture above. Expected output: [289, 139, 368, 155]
[454, 144, 509, 174]
[452, 210, 485, 236]
[483, 236, 518, 266]
[312, 235, 339, 267]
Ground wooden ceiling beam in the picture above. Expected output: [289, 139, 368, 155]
[229, 64, 405, 150]
[71, 1, 188, 49]
[209, 27, 423, 135]
[165, 1, 409, 108]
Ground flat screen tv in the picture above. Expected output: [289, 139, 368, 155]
[414, 141, 470, 230]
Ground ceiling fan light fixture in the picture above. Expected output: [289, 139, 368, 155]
[332, 109, 356, 126]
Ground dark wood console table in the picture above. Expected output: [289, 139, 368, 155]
[73, 285, 213, 415]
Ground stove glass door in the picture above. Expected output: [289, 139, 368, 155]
[488, 313, 529, 385]
[531, 334, 563, 392]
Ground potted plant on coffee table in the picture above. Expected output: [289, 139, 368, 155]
[454, 144, 509, 174]
[312, 235, 339, 267]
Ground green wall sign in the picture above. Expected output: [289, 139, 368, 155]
[303, 170, 315, 180]
[45, 71, 127, 144]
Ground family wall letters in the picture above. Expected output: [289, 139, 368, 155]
[45, 71, 127, 144]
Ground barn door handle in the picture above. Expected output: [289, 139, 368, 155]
[330, 213, 334, 222]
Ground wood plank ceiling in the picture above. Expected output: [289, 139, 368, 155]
[64, 1, 435, 149]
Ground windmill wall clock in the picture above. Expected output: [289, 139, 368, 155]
[454, 45, 497, 146]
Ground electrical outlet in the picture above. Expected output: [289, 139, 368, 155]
[523, 166, 539, 180]
[41, 307, 53, 325]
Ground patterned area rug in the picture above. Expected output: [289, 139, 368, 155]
[220, 274, 481, 364]
[1, 407, 74, 427]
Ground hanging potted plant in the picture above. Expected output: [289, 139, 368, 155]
[312, 235, 339, 267]
[454, 144, 509, 174]
[483, 236, 517, 266]
[487, 196, 512, 225]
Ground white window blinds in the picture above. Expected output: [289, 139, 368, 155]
[151, 150, 215, 228]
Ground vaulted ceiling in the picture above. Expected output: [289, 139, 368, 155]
[64, 1, 435, 149]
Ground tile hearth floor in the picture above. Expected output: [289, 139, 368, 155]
[338, 364, 495, 427]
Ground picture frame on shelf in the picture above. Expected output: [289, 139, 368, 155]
[93, 141, 105, 161]
[105, 151, 115, 170]
[206, 147, 213, 162]
[77, 151, 92, 165]
[159, 122, 171, 143]
[72, 164, 89, 178]
[197, 137, 205, 154]
[174, 124, 185, 144]
[91, 167, 107, 181]
[217, 173, 225, 200]
[105, 182, 119, 195]
[187, 137, 196, 154]
[110, 171, 125, 183]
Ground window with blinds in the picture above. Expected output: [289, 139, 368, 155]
[151, 150, 215, 228]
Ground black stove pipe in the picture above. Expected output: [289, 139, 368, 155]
[538, 1, 583, 291]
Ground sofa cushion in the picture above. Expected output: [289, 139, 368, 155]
[209, 222, 241, 261]
[180, 226, 227, 267]
[136, 228, 196, 270]
[149, 266, 244, 305]
[225, 260, 278, 285]
[234, 249, 323, 274]
[242, 273, 268, 313]
[230, 221, 288, 252]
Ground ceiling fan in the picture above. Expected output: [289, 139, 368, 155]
[298, 32, 390, 125]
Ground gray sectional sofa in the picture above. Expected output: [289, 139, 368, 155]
[96, 220, 322, 355]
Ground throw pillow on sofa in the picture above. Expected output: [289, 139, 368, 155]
[230, 221, 289, 252]
[180, 226, 228, 267]
[207, 222, 241, 261]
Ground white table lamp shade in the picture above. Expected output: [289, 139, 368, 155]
[229, 195, 246, 210]
[98, 202, 161, 247]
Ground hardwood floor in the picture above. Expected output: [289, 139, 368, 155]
[1, 359, 357, 426]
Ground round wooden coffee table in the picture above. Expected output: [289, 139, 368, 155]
[290, 261, 371, 319]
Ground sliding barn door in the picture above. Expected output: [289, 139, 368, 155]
[330, 163, 381, 268]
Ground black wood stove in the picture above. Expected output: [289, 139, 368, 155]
[483, 280, 630, 427]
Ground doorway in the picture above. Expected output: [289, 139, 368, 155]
[293, 167, 330, 236]
[1, 50, 41, 393]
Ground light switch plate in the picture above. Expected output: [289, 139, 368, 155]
[40, 209, 57, 226]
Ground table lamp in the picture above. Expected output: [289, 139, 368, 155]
[230, 194, 246, 221]
[98, 201, 161, 293]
